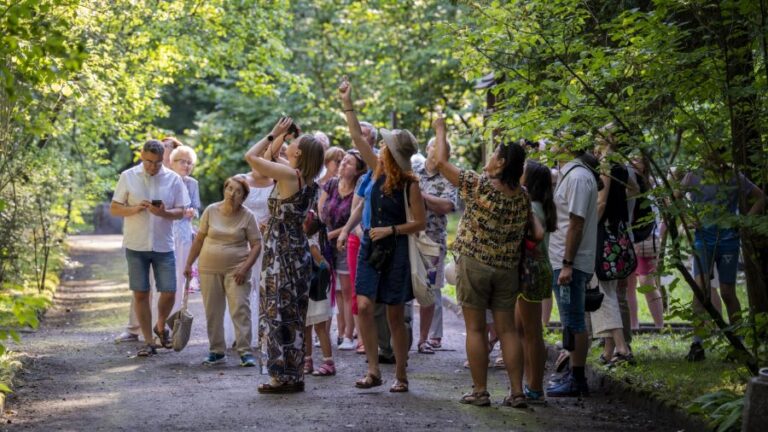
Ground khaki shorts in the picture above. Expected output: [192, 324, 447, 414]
[456, 255, 519, 311]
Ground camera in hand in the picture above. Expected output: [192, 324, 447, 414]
[151, 200, 162, 207]
[367, 236, 395, 272]
[286, 122, 300, 139]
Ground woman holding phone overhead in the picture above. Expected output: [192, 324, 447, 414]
[245, 117, 325, 394]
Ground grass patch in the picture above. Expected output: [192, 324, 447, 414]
[0, 353, 22, 394]
[589, 333, 749, 410]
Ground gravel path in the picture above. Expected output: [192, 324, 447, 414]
[3, 235, 685, 431]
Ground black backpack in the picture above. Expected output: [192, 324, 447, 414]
[631, 174, 655, 242]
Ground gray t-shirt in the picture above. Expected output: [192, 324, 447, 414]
[548, 160, 598, 273]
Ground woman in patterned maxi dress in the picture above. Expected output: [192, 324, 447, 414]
[245, 117, 325, 393]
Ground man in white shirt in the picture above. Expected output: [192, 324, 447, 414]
[110, 140, 190, 356]
[546, 150, 599, 397]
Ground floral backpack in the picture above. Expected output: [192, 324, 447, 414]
[595, 219, 637, 281]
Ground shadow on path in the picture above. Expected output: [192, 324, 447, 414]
[2, 235, 685, 431]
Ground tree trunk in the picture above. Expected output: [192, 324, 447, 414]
[719, 2, 768, 315]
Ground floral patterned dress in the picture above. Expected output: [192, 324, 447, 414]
[259, 177, 318, 384]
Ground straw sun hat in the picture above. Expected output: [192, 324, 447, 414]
[380, 128, 418, 172]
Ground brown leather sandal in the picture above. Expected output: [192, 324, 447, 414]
[257, 380, 305, 394]
[502, 393, 528, 409]
[354, 373, 382, 389]
[389, 379, 409, 393]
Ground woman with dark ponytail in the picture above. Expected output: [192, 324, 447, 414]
[432, 116, 540, 409]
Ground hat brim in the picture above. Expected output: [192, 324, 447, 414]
[380, 128, 413, 173]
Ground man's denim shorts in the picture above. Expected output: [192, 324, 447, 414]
[552, 268, 591, 333]
[692, 240, 740, 286]
[125, 249, 176, 293]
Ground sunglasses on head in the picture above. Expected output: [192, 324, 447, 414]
[347, 149, 364, 162]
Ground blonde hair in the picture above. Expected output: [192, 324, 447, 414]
[324, 146, 345, 165]
[170, 145, 198, 165]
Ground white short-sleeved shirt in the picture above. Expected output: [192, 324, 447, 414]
[548, 160, 598, 273]
[113, 164, 191, 253]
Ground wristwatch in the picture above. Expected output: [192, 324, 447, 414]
[562, 259, 574, 267]
[267, 134, 274, 142]
[391, 225, 397, 235]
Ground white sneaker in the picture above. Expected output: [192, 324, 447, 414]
[338, 337, 355, 350]
[114, 332, 139, 343]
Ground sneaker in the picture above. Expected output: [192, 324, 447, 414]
[203, 352, 226, 365]
[546, 376, 589, 398]
[240, 354, 256, 367]
[114, 332, 139, 343]
[524, 384, 547, 405]
[548, 370, 571, 386]
[338, 337, 355, 350]
[686, 342, 705, 362]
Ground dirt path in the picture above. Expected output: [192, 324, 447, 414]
[3, 235, 685, 431]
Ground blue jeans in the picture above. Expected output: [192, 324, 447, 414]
[552, 268, 590, 333]
[692, 239, 740, 285]
[125, 249, 176, 293]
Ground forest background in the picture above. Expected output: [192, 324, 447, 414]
[2, 1, 768, 429]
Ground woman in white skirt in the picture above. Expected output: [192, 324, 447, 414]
[303, 226, 335, 376]
[591, 131, 634, 366]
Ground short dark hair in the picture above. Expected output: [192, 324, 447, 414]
[143, 140, 165, 156]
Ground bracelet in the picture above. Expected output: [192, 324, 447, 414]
[391, 225, 397, 235]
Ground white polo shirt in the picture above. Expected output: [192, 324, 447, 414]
[113, 164, 190, 253]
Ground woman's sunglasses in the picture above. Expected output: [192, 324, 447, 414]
[347, 149, 364, 165]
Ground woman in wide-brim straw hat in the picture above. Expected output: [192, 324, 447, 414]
[337, 76, 426, 393]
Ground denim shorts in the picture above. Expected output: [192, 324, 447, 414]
[692, 240, 740, 285]
[125, 249, 176, 293]
[552, 268, 590, 333]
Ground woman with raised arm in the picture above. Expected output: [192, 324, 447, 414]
[245, 117, 325, 394]
[432, 115, 533, 408]
[338, 77, 425, 393]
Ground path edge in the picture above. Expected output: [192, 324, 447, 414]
[442, 295, 711, 431]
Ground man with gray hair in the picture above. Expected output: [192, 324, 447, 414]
[110, 140, 190, 356]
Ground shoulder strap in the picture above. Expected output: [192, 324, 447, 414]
[295, 169, 304, 189]
[555, 162, 587, 193]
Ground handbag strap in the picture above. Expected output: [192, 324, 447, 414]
[182, 277, 191, 312]
[403, 182, 413, 223]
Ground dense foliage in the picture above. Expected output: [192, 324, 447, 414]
[182, 0, 482, 203]
[0, 0, 293, 360]
[3, 5, 767, 420]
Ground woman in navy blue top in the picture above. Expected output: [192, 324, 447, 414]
[338, 77, 426, 393]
